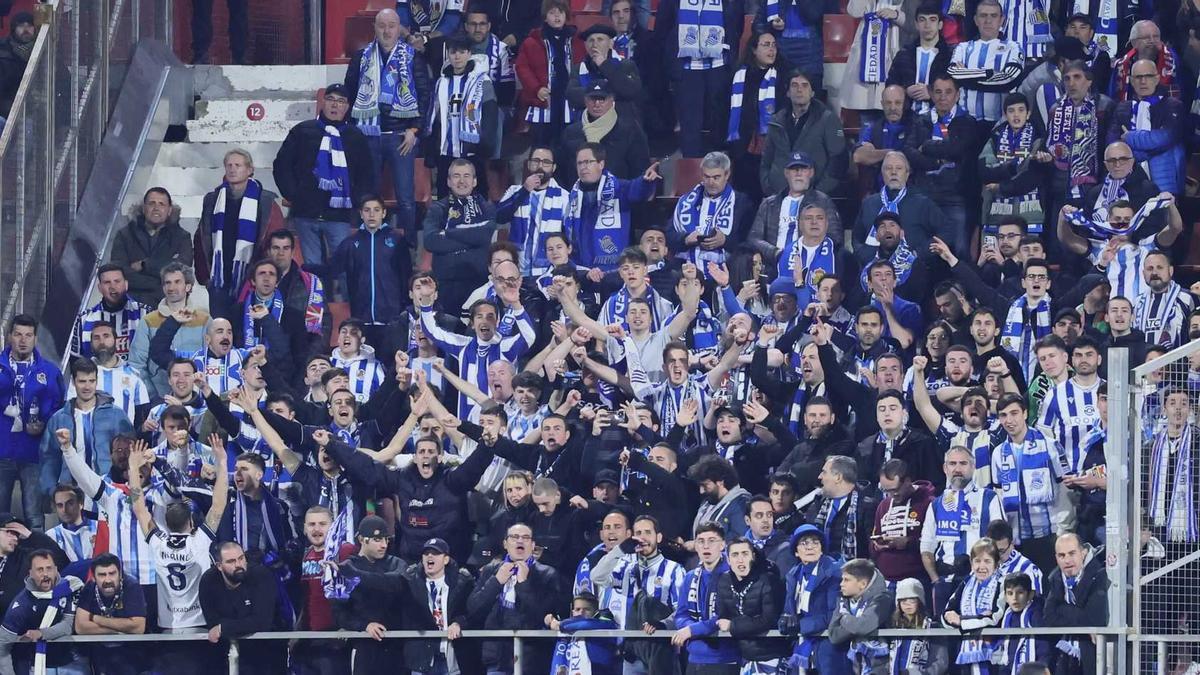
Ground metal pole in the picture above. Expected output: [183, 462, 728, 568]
[307, 0, 323, 64]
[1097, 635, 1107, 674]
[1158, 640, 1167, 675]
[512, 634, 523, 675]
[228, 639, 239, 675]
[1105, 347, 1131, 675]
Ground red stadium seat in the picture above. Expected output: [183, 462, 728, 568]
[415, 162, 432, 204]
[344, 14, 375, 58]
[667, 157, 704, 199]
[574, 14, 612, 34]
[572, 0, 604, 13]
[823, 15, 858, 64]
[328, 302, 351, 346]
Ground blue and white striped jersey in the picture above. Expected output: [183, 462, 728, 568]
[1087, 235, 1157, 301]
[46, 518, 99, 563]
[604, 553, 686, 629]
[72, 298, 148, 362]
[94, 476, 171, 585]
[949, 39, 1024, 121]
[1037, 377, 1103, 475]
[936, 418, 1007, 488]
[177, 347, 249, 396]
[330, 345, 387, 403]
[998, 547, 1044, 594]
[67, 363, 149, 423]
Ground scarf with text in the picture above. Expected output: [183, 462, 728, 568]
[351, 40, 420, 135]
[1047, 96, 1098, 193]
[567, 172, 622, 267]
[674, 184, 735, 271]
[507, 181, 567, 276]
[1149, 424, 1198, 542]
[816, 490, 860, 560]
[955, 572, 1002, 664]
[1001, 294, 1051, 380]
[860, 12, 893, 83]
[677, 0, 726, 60]
[321, 507, 360, 599]
[432, 68, 486, 155]
[859, 239, 916, 291]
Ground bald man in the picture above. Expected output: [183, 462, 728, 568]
[148, 312, 265, 398]
[1043, 532, 1108, 674]
[853, 85, 914, 186]
[1108, 59, 1186, 195]
[1111, 20, 1180, 102]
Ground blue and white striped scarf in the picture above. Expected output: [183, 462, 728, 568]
[1135, 280, 1188, 348]
[889, 617, 933, 674]
[955, 573, 1002, 664]
[790, 560, 825, 668]
[998, 604, 1043, 669]
[315, 124, 352, 209]
[208, 179, 262, 290]
[1149, 424, 1198, 542]
[242, 290, 284, 348]
[674, 184, 735, 271]
[677, 0, 726, 61]
[845, 591, 891, 672]
[566, 171, 625, 271]
[577, 50, 622, 91]
[859, 12, 893, 83]
[727, 65, 776, 141]
[1055, 575, 1083, 658]
[321, 506, 360, 599]
[995, 427, 1060, 539]
[1000, 294, 1051, 381]
[432, 69, 487, 154]
[506, 181, 566, 276]
[791, 236, 838, 297]
[859, 238, 917, 291]
[351, 40, 420, 136]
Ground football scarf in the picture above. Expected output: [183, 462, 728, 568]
[351, 39, 420, 135]
[242, 290, 284, 348]
[727, 65, 776, 141]
[1047, 96, 1098, 194]
[1001, 294, 1051, 379]
[315, 124, 352, 209]
[1149, 424, 1198, 542]
[860, 12, 892, 83]
[678, 0, 726, 61]
[674, 184, 735, 271]
[208, 178, 261, 291]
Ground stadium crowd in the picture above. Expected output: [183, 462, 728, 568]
[4, 0, 1200, 671]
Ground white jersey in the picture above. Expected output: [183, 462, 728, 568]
[67, 364, 149, 423]
[46, 519, 99, 563]
[147, 525, 214, 630]
[92, 477, 170, 585]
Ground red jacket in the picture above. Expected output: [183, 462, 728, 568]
[870, 480, 935, 582]
[515, 26, 584, 112]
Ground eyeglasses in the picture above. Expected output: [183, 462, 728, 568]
[1104, 156, 1134, 164]
[1024, 273, 1049, 281]
[527, 158, 556, 167]
[997, 232, 1022, 240]
[576, 159, 600, 167]
[507, 533, 533, 542]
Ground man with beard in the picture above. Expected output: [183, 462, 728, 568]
[1059, 195, 1183, 302]
[934, 282, 975, 344]
[463, 413, 583, 496]
[468, 523, 564, 675]
[856, 390, 941, 493]
[751, 335, 835, 439]
[975, 218, 1027, 292]
[1037, 336, 1104, 477]
[748, 153, 844, 271]
[812, 322, 887, 442]
[590, 514, 686, 674]
[1134, 250, 1193, 348]
[804, 456, 878, 561]
[779, 397, 855, 496]
[74, 553, 147, 673]
[149, 312, 264, 397]
[74, 321, 149, 423]
[684, 401, 795, 496]
[0, 13, 35, 117]
[919, 446, 1004, 612]
[914, 363, 1005, 487]
[686, 456, 751, 545]
[497, 146, 568, 279]
[57, 431, 171, 623]
[334, 515, 407, 675]
[620, 443, 689, 542]
[215, 452, 293, 560]
[41, 359, 134, 496]
[287, 506, 356, 675]
[71, 264, 148, 363]
[834, 307, 900, 378]
[0, 548, 85, 675]
[992, 393, 1072, 572]
[398, 538, 478, 675]
[854, 152, 944, 261]
[199, 542, 285, 672]
[853, 214, 929, 307]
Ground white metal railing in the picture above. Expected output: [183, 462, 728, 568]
[0, 0, 172, 346]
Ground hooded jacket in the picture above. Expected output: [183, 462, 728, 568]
[692, 485, 752, 540]
[0, 347, 63, 464]
[717, 555, 789, 662]
[780, 551, 849, 675]
[829, 570, 894, 673]
[325, 436, 494, 561]
[39, 393, 133, 494]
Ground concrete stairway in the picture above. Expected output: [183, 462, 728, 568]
[148, 64, 349, 235]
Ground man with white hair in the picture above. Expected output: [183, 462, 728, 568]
[853, 151, 944, 259]
[193, 149, 282, 321]
[670, 151, 754, 273]
[1111, 19, 1179, 102]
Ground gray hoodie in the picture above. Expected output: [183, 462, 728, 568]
[0, 575, 84, 675]
[829, 570, 894, 673]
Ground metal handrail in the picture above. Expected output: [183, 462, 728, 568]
[0, 2, 54, 155]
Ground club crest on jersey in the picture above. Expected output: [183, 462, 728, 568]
[36, 373, 46, 385]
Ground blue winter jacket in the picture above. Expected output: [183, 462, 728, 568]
[39, 393, 134, 494]
[674, 560, 739, 665]
[306, 224, 412, 325]
[0, 348, 64, 463]
[1108, 92, 1186, 196]
[781, 554, 850, 675]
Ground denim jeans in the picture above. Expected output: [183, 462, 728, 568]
[0, 459, 42, 528]
[367, 131, 417, 234]
[292, 217, 352, 267]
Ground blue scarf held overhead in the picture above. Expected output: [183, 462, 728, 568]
[208, 179, 262, 291]
[677, 0, 726, 60]
[727, 65, 777, 141]
[351, 40, 420, 135]
[315, 123, 352, 209]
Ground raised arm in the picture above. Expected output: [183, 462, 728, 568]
[203, 435, 230, 531]
[240, 395, 301, 475]
[1056, 206, 1093, 256]
[910, 356, 942, 434]
[54, 429, 103, 499]
[126, 439, 156, 538]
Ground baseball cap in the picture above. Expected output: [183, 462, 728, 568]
[0, 514, 22, 529]
[324, 83, 350, 99]
[785, 152, 814, 169]
[356, 515, 391, 539]
[585, 81, 613, 99]
[895, 577, 925, 603]
[1053, 35, 1086, 61]
[1066, 12, 1092, 24]
[1054, 307, 1081, 324]
[422, 538, 450, 555]
[594, 469, 620, 488]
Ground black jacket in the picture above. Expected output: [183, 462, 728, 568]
[779, 423, 856, 496]
[421, 194, 498, 283]
[0, 532, 68, 615]
[854, 428, 943, 494]
[557, 111, 651, 184]
[803, 486, 879, 561]
[467, 559, 565, 669]
[108, 218, 194, 306]
[305, 224, 413, 325]
[334, 554, 408, 630]
[885, 40, 953, 90]
[326, 437, 494, 561]
[623, 445, 691, 541]
[904, 109, 978, 205]
[398, 562, 477, 672]
[716, 557, 789, 661]
[462, 421, 586, 496]
[1044, 545, 1109, 671]
[199, 563, 284, 635]
[344, 41, 432, 135]
[682, 417, 797, 497]
[567, 53, 643, 119]
[272, 116, 374, 221]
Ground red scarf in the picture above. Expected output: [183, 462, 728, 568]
[1115, 47, 1177, 102]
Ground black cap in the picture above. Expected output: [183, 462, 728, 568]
[357, 515, 391, 539]
[1053, 35, 1086, 61]
[11, 12, 33, 28]
[1054, 307, 1082, 324]
[324, 83, 350, 99]
[594, 470, 620, 488]
[0, 513, 21, 529]
[580, 23, 618, 40]
[422, 538, 450, 555]
[585, 81, 613, 99]
[1067, 12, 1092, 24]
